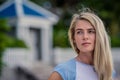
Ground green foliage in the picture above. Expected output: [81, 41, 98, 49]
[0, 0, 6, 5]
[30, 0, 49, 6]
[0, 19, 26, 75]
[53, 0, 120, 48]
[31, 0, 120, 47]
[53, 29, 70, 47]
[53, 12, 72, 48]
[111, 36, 120, 47]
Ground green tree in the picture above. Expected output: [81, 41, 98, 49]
[52, 0, 120, 47]
[0, 0, 6, 4]
[0, 19, 26, 75]
[53, 10, 73, 47]
[30, 0, 120, 47]
[76, 0, 120, 47]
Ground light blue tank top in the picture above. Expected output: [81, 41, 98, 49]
[54, 58, 116, 80]
[54, 58, 76, 80]
[76, 61, 98, 80]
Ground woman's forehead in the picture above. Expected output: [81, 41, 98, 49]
[75, 19, 94, 30]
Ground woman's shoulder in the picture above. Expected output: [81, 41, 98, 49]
[54, 59, 76, 72]
[53, 58, 76, 80]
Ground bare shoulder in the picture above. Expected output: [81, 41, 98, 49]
[48, 71, 63, 80]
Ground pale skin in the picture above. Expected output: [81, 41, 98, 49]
[48, 19, 96, 80]
[75, 19, 96, 65]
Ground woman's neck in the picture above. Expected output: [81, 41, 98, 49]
[76, 52, 93, 65]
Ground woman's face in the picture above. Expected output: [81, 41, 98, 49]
[74, 19, 96, 54]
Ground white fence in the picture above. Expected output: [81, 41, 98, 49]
[3, 47, 120, 68]
[54, 47, 120, 64]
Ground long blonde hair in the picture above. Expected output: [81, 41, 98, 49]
[68, 8, 113, 80]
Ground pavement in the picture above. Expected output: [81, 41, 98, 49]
[0, 62, 54, 80]
[28, 62, 53, 80]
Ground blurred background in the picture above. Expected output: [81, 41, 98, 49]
[0, 0, 120, 80]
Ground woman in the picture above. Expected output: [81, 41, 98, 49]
[48, 8, 114, 80]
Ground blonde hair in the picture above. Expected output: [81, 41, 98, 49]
[68, 8, 113, 80]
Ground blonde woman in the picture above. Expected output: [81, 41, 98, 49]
[48, 8, 115, 80]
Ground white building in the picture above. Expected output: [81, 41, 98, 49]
[0, 0, 59, 68]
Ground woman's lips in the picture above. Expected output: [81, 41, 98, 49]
[82, 42, 91, 46]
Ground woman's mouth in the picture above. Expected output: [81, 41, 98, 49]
[82, 42, 91, 46]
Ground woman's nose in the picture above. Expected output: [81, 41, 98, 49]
[83, 32, 88, 40]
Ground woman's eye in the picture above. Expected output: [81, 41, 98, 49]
[76, 31, 83, 34]
[89, 30, 95, 34]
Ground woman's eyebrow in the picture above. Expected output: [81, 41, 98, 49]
[75, 28, 95, 31]
[75, 29, 83, 31]
[88, 28, 95, 30]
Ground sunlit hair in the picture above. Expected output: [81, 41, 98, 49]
[68, 8, 113, 80]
